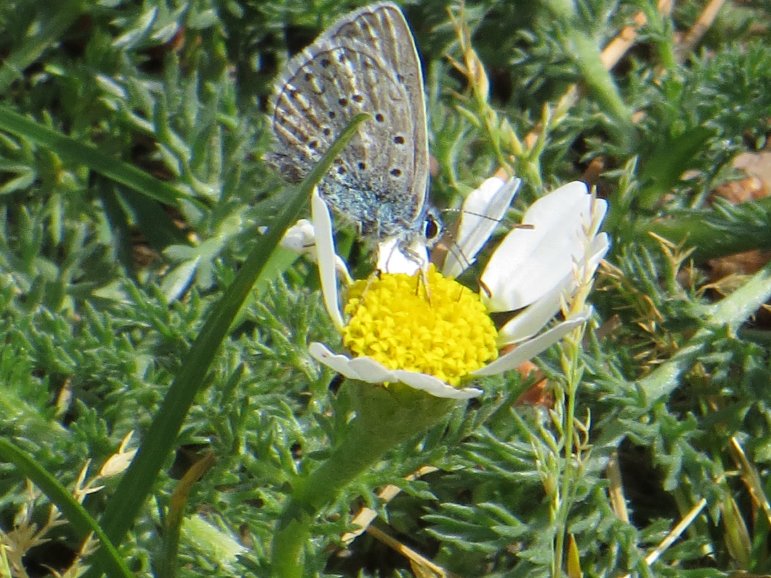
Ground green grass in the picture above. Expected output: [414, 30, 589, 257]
[1, 1, 770, 577]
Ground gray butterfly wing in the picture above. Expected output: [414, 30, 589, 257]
[269, 2, 429, 241]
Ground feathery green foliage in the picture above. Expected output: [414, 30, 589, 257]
[0, 0, 770, 577]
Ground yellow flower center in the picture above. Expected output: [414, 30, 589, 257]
[341, 266, 499, 386]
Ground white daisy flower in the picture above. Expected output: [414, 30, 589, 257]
[302, 177, 609, 399]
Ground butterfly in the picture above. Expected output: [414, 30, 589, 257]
[268, 2, 439, 255]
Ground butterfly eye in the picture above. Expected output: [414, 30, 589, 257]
[424, 213, 442, 244]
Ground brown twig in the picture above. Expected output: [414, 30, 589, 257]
[621, 498, 707, 577]
[366, 525, 456, 578]
[341, 466, 438, 545]
[607, 451, 630, 523]
[728, 436, 771, 528]
[679, 0, 727, 57]
[525, 0, 674, 151]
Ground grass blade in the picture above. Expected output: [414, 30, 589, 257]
[0, 105, 185, 206]
[0, 439, 133, 578]
[84, 113, 371, 575]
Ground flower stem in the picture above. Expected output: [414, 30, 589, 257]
[552, 328, 584, 578]
[270, 382, 456, 577]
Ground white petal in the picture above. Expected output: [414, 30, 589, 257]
[442, 177, 521, 278]
[347, 356, 397, 382]
[308, 343, 482, 399]
[309, 342, 366, 381]
[391, 370, 483, 399]
[481, 182, 598, 311]
[311, 190, 344, 330]
[376, 236, 428, 275]
[497, 231, 609, 344]
[471, 310, 590, 376]
[280, 219, 316, 255]
[587, 232, 610, 272]
[282, 218, 352, 283]
[497, 280, 568, 344]
[590, 198, 608, 236]
[310, 343, 415, 385]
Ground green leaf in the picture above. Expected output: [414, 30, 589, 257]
[637, 126, 714, 209]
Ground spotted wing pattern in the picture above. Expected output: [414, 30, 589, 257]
[269, 2, 429, 242]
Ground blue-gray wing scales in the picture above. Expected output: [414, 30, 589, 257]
[269, 2, 428, 240]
